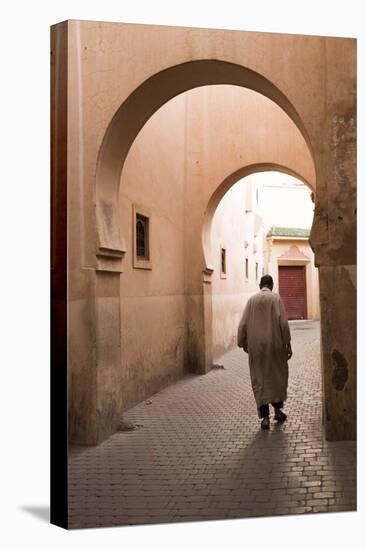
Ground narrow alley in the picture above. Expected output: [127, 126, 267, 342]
[68, 321, 356, 528]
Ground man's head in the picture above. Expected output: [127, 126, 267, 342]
[259, 274, 274, 291]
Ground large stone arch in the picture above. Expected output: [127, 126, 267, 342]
[95, 60, 316, 270]
[199, 162, 315, 379]
[202, 162, 315, 274]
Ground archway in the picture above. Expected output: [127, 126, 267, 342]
[203, 168, 317, 363]
[202, 162, 315, 274]
[95, 60, 316, 268]
[200, 162, 316, 375]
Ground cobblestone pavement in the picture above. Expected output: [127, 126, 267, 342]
[68, 320, 356, 528]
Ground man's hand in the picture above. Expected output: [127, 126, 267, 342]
[285, 343, 293, 360]
[244, 344, 248, 354]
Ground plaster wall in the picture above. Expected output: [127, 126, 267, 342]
[118, 94, 187, 410]
[210, 178, 264, 359]
[258, 176, 314, 230]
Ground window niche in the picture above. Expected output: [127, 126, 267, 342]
[220, 247, 227, 279]
[133, 205, 152, 269]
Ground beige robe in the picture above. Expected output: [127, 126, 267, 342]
[237, 288, 291, 414]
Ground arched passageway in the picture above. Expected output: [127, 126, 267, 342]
[206, 170, 318, 361]
[116, 79, 316, 410]
[202, 162, 314, 273]
[95, 60, 315, 264]
[92, 75, 319, 445]
[56, 22, 355, 445]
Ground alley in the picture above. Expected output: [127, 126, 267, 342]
[68, 321, 356, 528]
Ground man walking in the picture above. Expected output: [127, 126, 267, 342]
[237, 274, 293, 430]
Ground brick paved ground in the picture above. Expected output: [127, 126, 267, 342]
[68, 320, 356, 528]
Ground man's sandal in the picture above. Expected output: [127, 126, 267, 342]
[261, 417, 270, 430]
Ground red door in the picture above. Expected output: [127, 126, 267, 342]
[278, 266, 307, 320]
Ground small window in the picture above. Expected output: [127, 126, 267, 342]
[220, 248, 227, 279]
[133, 205, 152, 269]
[136, 214, 149, 260]
[245, 258, 249, 279]
[255, 262, 259, 281]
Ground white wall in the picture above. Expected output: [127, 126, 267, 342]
[210, 176, 264, 359]
[256, 172, 314, 230]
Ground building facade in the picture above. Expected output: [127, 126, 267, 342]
[260, 175, 320, 321]
[265, 227, 320, 321]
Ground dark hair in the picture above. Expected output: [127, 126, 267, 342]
[260, 274, 273, 288]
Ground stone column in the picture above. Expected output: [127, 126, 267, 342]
[318, 266, 356, 441]
[310, 47, 356, 440]
[94, 269, 123, 442]
[185, 273, 214, 375]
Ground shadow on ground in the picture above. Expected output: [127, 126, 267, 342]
[20, 506, 49, 523]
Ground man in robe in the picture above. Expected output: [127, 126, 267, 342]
[237, 274, 293, 430]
